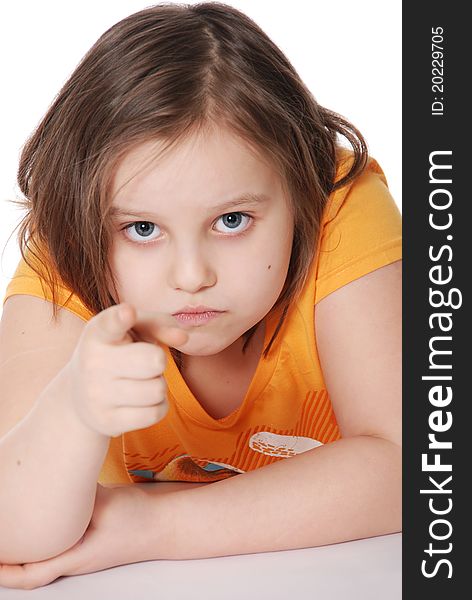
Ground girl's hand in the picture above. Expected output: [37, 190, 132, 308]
[0, 484, 157, 590]
[64, 302, 189, 438]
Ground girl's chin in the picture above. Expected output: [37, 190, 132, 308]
[175, 348, 225, 358]
[172, 339, 233, 357]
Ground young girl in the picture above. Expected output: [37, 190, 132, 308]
[0, 2, 401, 589]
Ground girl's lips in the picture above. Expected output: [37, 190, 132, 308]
[172, 311, 223, 325]
[172, 305, 221, 314]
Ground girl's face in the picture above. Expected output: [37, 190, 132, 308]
[109, 127, 294, 357]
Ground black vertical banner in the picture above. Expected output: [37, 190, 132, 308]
[403, 2, 468, 598]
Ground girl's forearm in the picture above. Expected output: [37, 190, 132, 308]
[146, 436, 401, 560]
[0, 368, 109, 564]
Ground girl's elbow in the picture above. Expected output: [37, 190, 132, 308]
[0, 522, 88, 565]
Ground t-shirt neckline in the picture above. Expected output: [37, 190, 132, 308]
[163, 303, 284, 429]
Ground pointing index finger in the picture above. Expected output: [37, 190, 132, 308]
[130, 307, 191, 347]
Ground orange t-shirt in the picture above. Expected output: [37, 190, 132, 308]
[2, 153, 402, 485]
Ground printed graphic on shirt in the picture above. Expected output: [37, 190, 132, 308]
[129, 455, 243, 482]
[128, 432, 324, 482]
[126, 390, 340, 483]
[249, 432, 323, 457]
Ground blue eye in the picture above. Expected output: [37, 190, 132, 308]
[124, 222, 160, 243]
[121, 212, 253, 245]
[214, 212, 252, 233]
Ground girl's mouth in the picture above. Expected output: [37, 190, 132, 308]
[172, 311, 223, 325]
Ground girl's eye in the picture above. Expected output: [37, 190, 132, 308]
[121, 212, 252, 244]
[214, 212, 252, 234]
[123, 221, 161, 243]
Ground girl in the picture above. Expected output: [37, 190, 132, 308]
[0, 1, 401, 589]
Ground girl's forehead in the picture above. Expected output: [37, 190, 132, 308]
[111, 130, 281, 199]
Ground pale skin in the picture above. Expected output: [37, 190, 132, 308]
[108, 125, 294, 363]
[0, 127, 401, 588]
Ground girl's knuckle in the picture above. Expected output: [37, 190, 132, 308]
[155, 376, 168, 398]
[150, 405, 163, 423]
[152, 347, 166, 373]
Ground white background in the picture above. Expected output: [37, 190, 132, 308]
[0, 0, 401, 311]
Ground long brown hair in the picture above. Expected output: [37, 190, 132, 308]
[7, 2, 368, 369]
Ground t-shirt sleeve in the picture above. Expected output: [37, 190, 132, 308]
[2, 253, 94, 321]
[314, 159, 402, 305]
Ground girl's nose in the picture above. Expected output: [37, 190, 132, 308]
[168, 245, 216, 293]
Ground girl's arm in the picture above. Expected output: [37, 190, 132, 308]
[0, 295, 187, 566]
[143, 260, 402, 558]
[0, 296, 109, 564]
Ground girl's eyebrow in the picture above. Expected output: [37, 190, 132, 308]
[109, 192, 270, 219]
